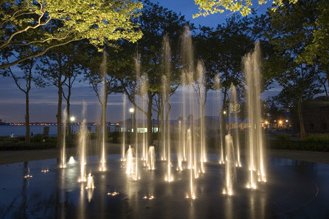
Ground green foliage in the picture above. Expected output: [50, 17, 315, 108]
[0, 0, 143, 68]
[265, 0, 322, 108]
[193, 0, 298, 17]
[300, 1, 329, 71]
[270, 134, 329, 151]
[107, 0, 189, 100]
[194, 14, 254, 95]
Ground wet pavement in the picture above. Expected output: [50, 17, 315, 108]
[0, 155, 328, 219]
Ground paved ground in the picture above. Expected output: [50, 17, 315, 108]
[0, 145, 329, 164]
[0, 143, 122, 164]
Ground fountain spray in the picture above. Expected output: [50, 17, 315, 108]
[99, 51, 107, 172]
[244, 43, 267, 189]
[78, 103, 88, 182]
[59, 108, 67, 168]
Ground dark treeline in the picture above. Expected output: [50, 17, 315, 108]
[1, 0, 328, 145]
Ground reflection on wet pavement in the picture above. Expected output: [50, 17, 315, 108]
[0, 155, 328, 219]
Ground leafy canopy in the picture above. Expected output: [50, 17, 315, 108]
[193, 0, 298, 17]
[0, 0, 143, 67]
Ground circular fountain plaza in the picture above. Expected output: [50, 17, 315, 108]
[1, 28, 329, 219]
[0, 154, 329, 219]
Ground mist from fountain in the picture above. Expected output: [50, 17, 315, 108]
[244, 43, 267, 190]
[78, 103, 88, 183]
[59, 108, 67, 168]
[99, 51, 107, 172]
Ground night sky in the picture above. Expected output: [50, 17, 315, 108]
[0, 0, 277, 123]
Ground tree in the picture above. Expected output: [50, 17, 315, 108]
[0, 0, 142, 68]
[300, 0, 329, 90]
[0, 54, 38, 143]
[195, 15, 254, 113]
[37, 49, 70, 149]
[265, 0, 322, 138]
[193, 0, 298, 17]
[109, 0, 189, 144]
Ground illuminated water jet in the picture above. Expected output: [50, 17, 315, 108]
[59, 108, 67, 168]
[222, 134, 235, 196]
[148, 146, 156, 170]
[229, 84, 242, 168]
[121, 94, 127, 161]
[126, 145, 134, 177]
[244, 43, 267, 189]
[99, 51, 108, 172]
[78, 103, 88, 183]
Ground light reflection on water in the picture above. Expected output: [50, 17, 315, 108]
[0, 155, 328, 218]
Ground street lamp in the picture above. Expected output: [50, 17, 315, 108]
[70, 116, 76, 122]
[129, 107, 135, 133]
[69, 116, 76, 135]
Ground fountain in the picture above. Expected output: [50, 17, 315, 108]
[99, 51, 108, 172]
[244, 43, 267, 189]
[121, 94, 127, 161]
[222, 134, 235, 196]
[229, 84, 242, 167]
[147, 146, 156, 170]
[162, 36, 174, 182]
[78, 103, 88, 183]
[59, 108, 67, 168]
[68, 156, 76, 165]
[214, 75, 225, 165]
[85, 173, 95, 189]
[186, 129, 196, 200]
[130, 53, 149, 181]
[126, 145, 134, 177]
[85, 173, 95, 202]
[196, 60, 207, 174]
[177, 119, 184, 171]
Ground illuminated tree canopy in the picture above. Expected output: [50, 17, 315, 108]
[0, 0, 143, 68]
[193, 0, 298, 17]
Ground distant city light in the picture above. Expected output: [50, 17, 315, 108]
[285, 119, 289, 123]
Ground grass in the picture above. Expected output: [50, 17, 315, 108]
[270, 133, 329, 152]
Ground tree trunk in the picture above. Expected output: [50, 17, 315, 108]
[326, 72, 329, 97]
[66, 80, 71, 137]
[25, 92, 30, 143]
[57, 78, 63, 153]
[297, 97, 306, 139]
[147, 92, 153, 146]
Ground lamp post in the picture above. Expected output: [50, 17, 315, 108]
[69, 116, 76, 135]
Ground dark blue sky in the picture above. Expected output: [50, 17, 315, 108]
[0, 0, 276, 123]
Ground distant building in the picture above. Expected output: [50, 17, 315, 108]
[302, 96, 329, 133]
